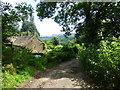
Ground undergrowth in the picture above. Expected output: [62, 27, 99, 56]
[2, 44, 77, 88]
[78, 38, 120, 89]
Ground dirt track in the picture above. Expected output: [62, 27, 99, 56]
[20, 59, 99, 89]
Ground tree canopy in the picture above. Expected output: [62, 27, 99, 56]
[21, 21, 40, 37]
[15, 2, 34, 22]
[52, 36, 59, 46]
[1, 1, 41, 43]
[36, 2, 120, 47]
[1, 2, 34, 43]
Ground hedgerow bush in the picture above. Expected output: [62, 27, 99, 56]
[78, 39, 120, 89]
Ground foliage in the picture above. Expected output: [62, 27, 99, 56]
[21, 21, 37, 32]
[2, 45, 37, 88]
[21, 21, 40, 37]
[48, 44, 76, 62]
[2, 45, 33, 67]
[1, 1, 36, 88]
[1, 1, 34, 43]
[15, 2, 34, 22]
[2, 2, 20, 43]
[78, 38, 120, 89]
[2, 47, 40, 88]
[35, 44, 76, 68]
[2, 66, 35, 88]
[2, 42, 77, 88]
[59, 35, 75, 45]
[42, 34, 75, 45]
[3, 1, 120, 89]
[52, 36, 59, 46]
[36, 2, 120, 47]
[2, 45, 13, 65]
[36, 2, 57, 20]
[44, 40, 54, 51]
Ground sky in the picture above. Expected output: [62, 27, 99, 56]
[2, 0, 64, 36]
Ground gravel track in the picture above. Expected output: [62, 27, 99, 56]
[20, 58, 99, 89]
